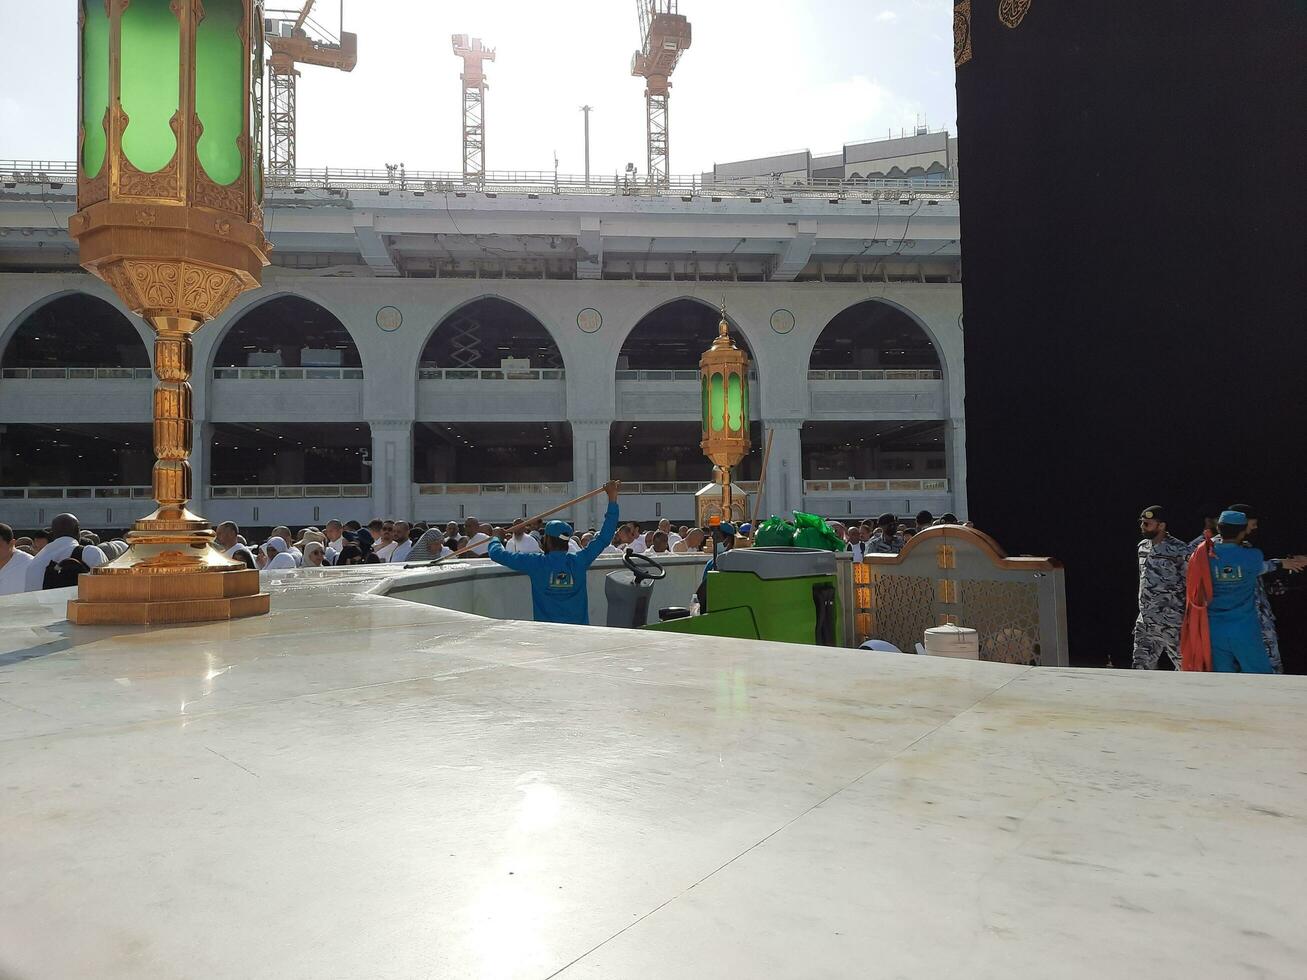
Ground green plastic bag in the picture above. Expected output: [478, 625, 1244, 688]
[754, 515, 796, 548]
[792, 511, 845, 552]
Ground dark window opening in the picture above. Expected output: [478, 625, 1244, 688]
[610, 421, 764, 484]
[800, 421, 947, 480]
[209, 423, 371, 486]
[0, 423, 152, 486]
[617, 300, 755, 373]
[809, 301, 940, 371]
[420, 299, 562, 370]
[214, 297, 362, 369]
[2, 294, 149, 369]
[414, 422, 573, 483]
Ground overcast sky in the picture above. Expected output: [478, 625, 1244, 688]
[0, 0, 957, 176]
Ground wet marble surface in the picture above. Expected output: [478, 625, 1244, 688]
[1, 573, 1305, 979]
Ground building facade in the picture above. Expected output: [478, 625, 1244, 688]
[0, 146, 963, 533]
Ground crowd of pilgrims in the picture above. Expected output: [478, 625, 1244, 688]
[0, 509, 956, 592]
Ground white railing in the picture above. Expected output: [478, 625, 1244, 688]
[417, 483, 574, 496]
[212, 367, 364, 380]
[807, 369, 942, 381]
[615, 369, 759, 382]
[418, 368, 565, 381]
[1, 367, 153, 381]
[0, 486, 152, 500]
[2, 160, 958, 202]
[209, 484, 372, 499]
[619, 481, 762, 495]
[804, 479, 949, 493]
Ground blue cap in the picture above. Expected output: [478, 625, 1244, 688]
[714, 521, 737, 537]
[738, 522, 752, 535]
[544, 520, 573, 540]
[1219, 510, 1249, 527]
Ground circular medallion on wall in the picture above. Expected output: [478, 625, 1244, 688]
[770, 309, 796, 335]
[577, 307, 603, 334]
[376, 306, 403, 332]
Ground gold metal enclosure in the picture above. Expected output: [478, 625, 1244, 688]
[699, 307, 752, 524]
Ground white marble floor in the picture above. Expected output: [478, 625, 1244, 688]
[1, 576, 1305, 979]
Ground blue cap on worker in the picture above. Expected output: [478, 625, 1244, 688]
[544, 519, 573, 540]
[1219, 510, 1249, 526]
[738, 522, 752, 535]
[714, 521, 736, 537]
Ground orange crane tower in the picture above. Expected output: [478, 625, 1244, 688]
[631, 1, 692, 187]
[265, 2, 358, 179]
[451, 35, 496, 184]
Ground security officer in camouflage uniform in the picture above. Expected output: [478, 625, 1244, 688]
[1134, 505, 1188, 670]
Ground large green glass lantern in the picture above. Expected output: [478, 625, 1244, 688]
[67, 0, 270, 626]
[699, 307, 752, 522]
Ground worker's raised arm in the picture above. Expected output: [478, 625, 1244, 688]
[578, 481, 622, 567]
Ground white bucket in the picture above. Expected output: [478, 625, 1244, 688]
[923, 624, 980, 660]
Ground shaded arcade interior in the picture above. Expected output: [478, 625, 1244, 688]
[610, 421, 764, 484]
[617, 300, 755, 372]
[801, 421, 947, 480]
[420, 299, 562, 370]
[414, 422, 573, 484]
[808, 300, 940, 371]
[1, 294, 149, 369]
[209, 423, 371, 486]
[0, 423, 152, 486]
[213, 297, 362, 369]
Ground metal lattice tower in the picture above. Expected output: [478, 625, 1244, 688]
[631, 2, 692, 187]
[267, 62, 298, 179]
[451, 35, 495, 185]
[264, 4, 358, 181]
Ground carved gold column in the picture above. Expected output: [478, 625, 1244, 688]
[67, 0, 270, 625]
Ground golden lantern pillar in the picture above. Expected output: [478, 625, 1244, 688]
[66, 0, 270, 625]
[698, 306, 751, 526]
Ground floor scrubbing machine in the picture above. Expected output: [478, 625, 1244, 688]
[608, 547, 842, 647]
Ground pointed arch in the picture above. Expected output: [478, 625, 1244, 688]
[1, 292, 151, 370]
[210, 293, 364, 371]
[806, 298, 942, 374]
[419, 295, 564, 371]
[615, 297, 758, 375]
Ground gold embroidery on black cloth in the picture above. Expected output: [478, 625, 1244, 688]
[954, 1, 973, 67]
[998, 0, 1031, 29]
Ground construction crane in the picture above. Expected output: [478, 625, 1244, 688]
[451, 35, 495, 185]
[631, 1, 692, 187]
[265, 3, 358, 179]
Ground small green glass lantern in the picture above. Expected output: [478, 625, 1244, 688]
[67, 0, 270, 625]
[699, 306, 751, 522]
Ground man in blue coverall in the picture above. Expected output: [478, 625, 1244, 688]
[487, 480, 621, 625]
[1208, 509, 1305, 673]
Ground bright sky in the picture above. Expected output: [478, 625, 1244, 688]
[0, 0, 957, 176]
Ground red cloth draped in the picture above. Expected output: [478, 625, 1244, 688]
[1181, 532, 1214, 672]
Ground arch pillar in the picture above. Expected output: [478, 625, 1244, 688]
[569, 419, 611, 530]
[761, 418, 804, 519]
[369, 419, 414, 520]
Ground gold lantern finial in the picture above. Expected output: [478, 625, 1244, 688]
[699, 303, 751, 525]
[66, 1, 270, 625]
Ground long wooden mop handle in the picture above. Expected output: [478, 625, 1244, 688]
[750, 428, 776, 526]
[417, 484, 612, 566]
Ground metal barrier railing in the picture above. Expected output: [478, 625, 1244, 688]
[0, 486, 152, 499]
[2, 159, 959, 202]
[805, 479, 949, 493]
[807, 369, 942, 381]
[1, 367, 153, 380]
[417, 483, 574, 496]
[615, 369, 758, 382]
[417, 368, 565, 381]
[212, 367, 364, 380]
[208, 485, 372, 499]
[853, 525, 1068, 666]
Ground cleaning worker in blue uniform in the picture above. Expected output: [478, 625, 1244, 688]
[1208, 510, 1288, 673]
[488, 480, 621, 625]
